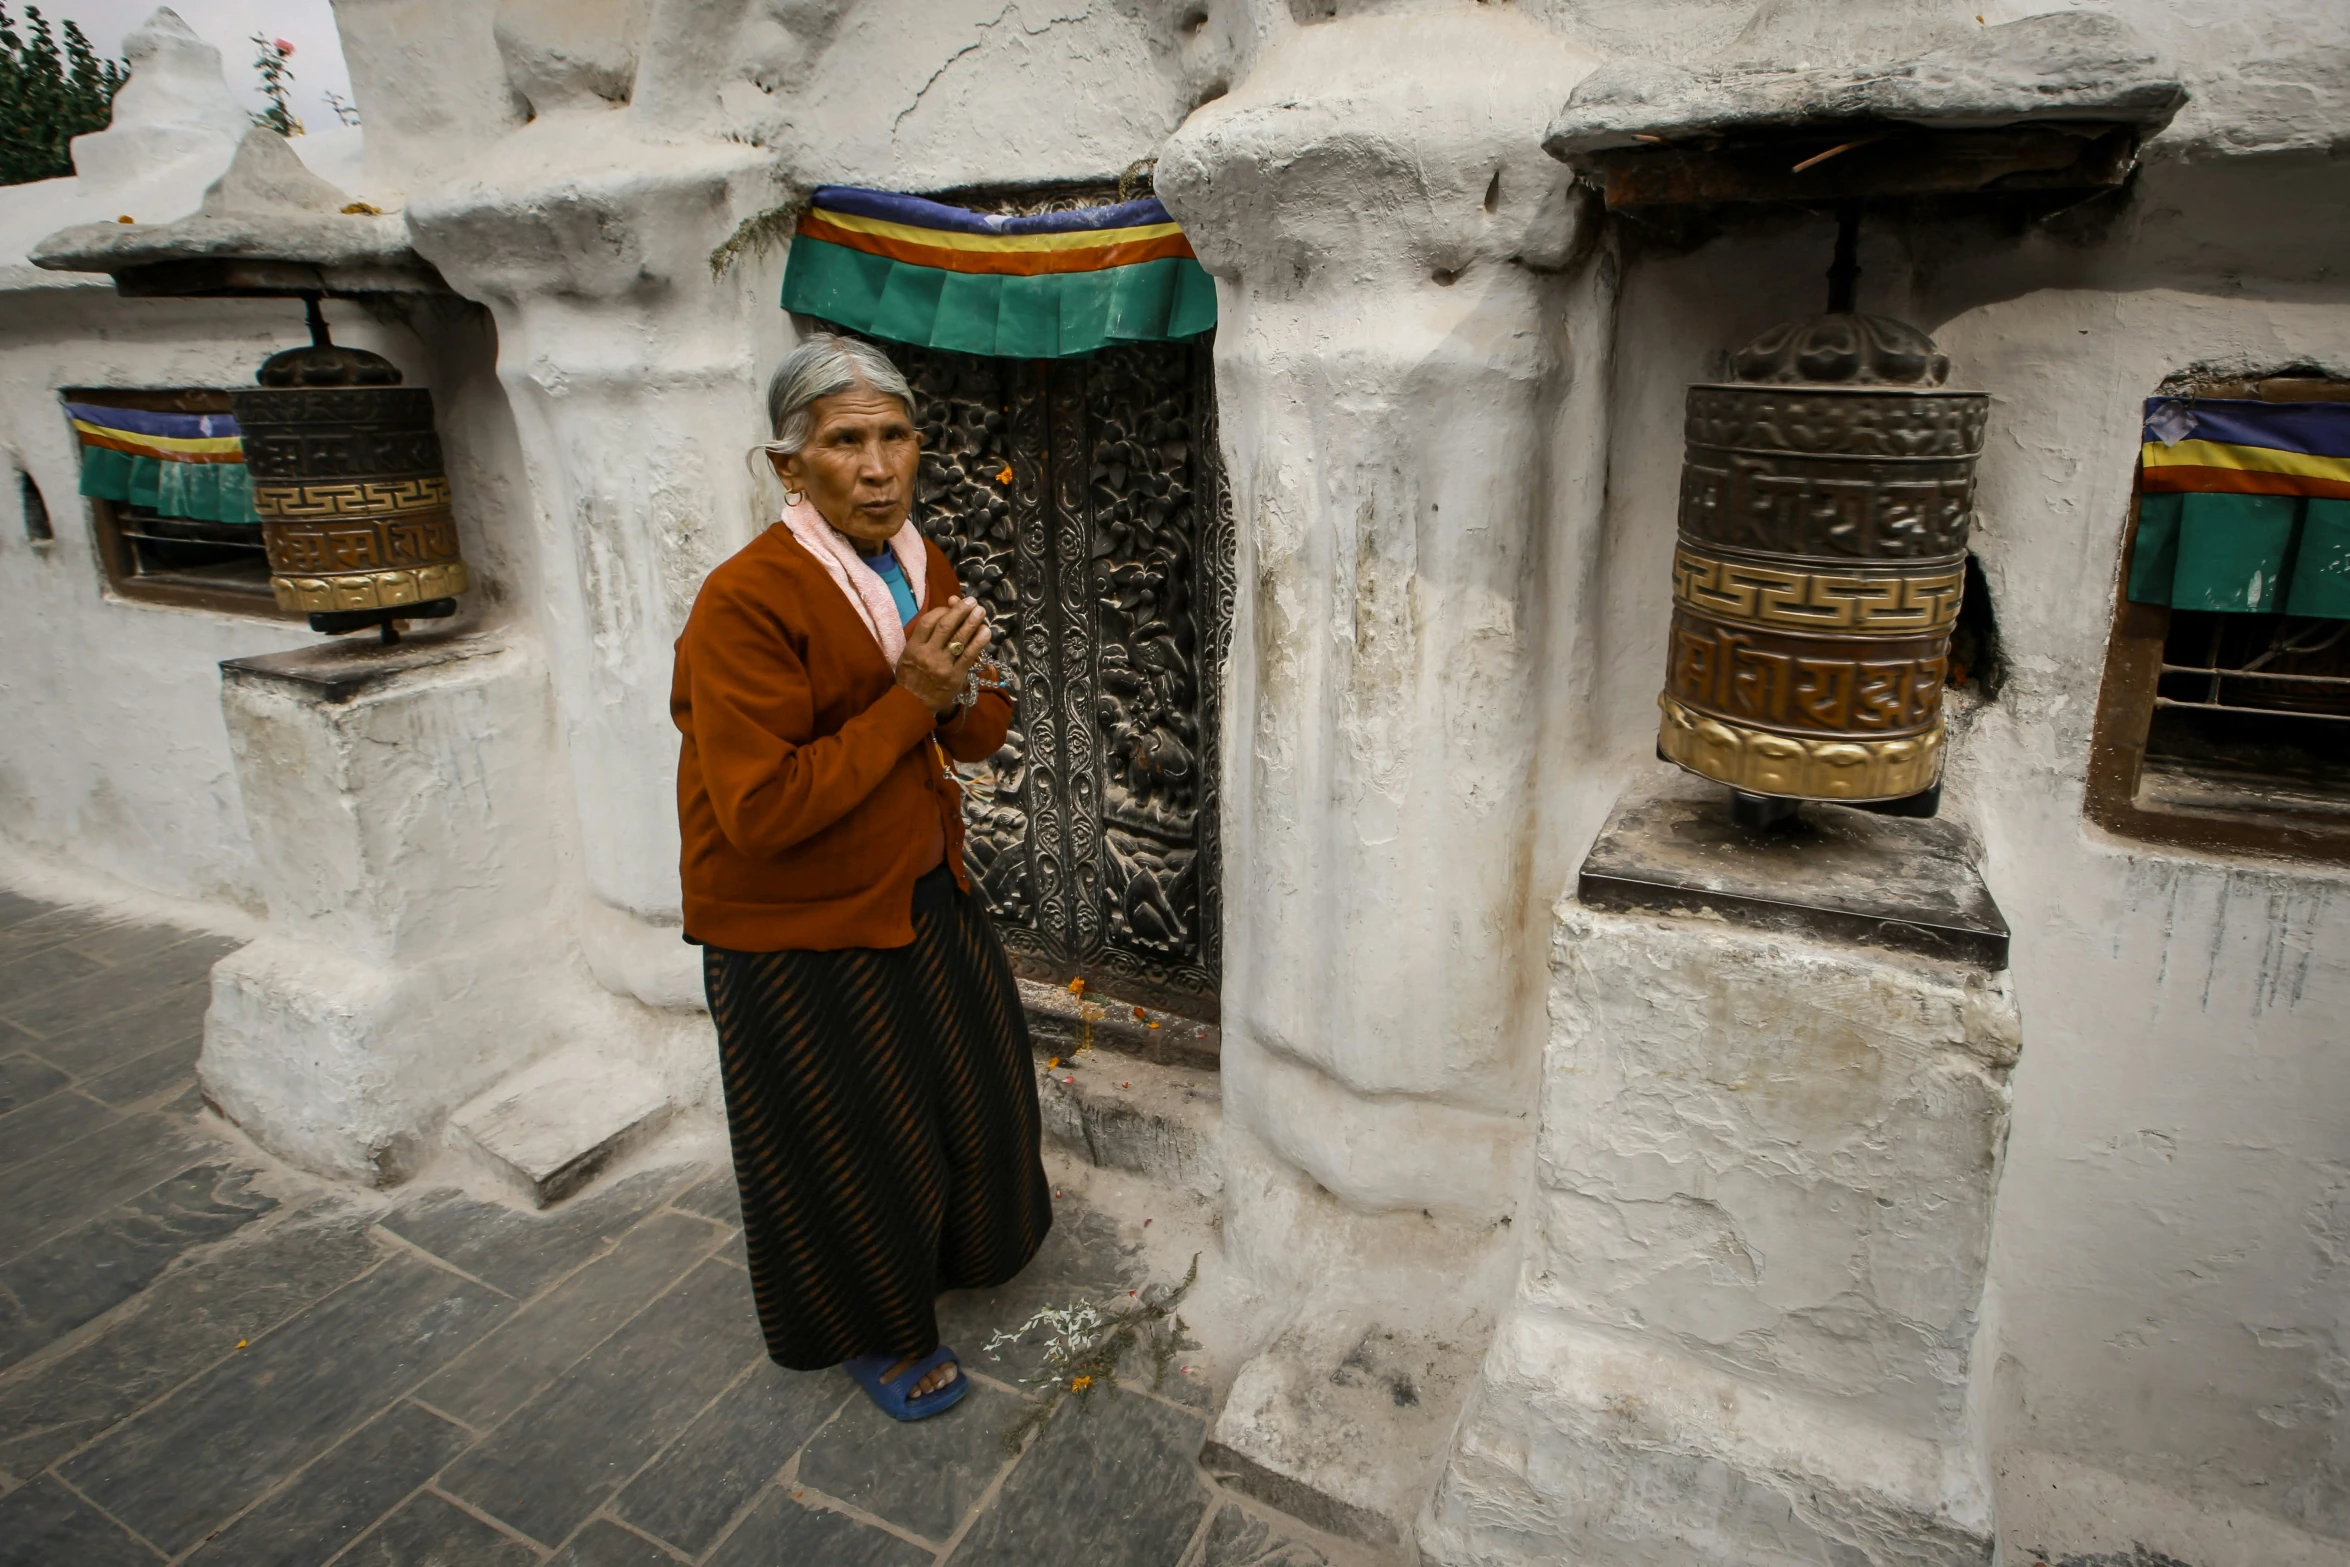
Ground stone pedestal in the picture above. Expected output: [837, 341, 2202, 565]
[1423, 775, 2020, 1567]
[201, 631, 567, 1185]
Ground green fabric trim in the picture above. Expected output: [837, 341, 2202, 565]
[2288, 499, 2350, 618]
[781, 236, 1217, 358]
[2128, 492, 2182, 606]
[79, 444, 131, 500]
[2176, 492, 2297, 613]
[78, 445, 260, 524]
[2127, 490, 2350, 619]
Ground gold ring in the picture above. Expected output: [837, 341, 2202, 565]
[947, 640, 967, 657]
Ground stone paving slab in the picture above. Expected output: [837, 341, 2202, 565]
[610, 1360, 849, 1555]
[85, 1035, 206, 1110]
[0, 1101, 212, 1244]
[948, 1389, 1211, 1567]
[182, 1402, 475, 1567]
[0, 1054, 67, 1115]
[0, 1203, 384, 1480]
[3, 937, 235, 1043]
[344, 1490, 539, 1566]
[795, 1375, 1026, 1545]
[0, 893, 1364, 1567]
[60, 1253, 511, 1554]
[0, 1471, 159, 1566]
[550, 1519, 686, 1567]
[0, 1162, 276, 1369]
[436, 1260, 764, 1546]
[415, 1210, 729, 1431]
[708, 1489, 931, 1567]
[0, 1088, 115, 1175]
[26, 980, 211, 1081]
[1198, 1503, 1333, 1566]
[381, 1172, 688, 1301]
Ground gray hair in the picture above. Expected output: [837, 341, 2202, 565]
[762, 334, 916, 457]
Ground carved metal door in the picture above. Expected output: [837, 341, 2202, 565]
[902, 341, 1229, 1021]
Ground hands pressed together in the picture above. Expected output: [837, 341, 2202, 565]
[896, 595, 993, 716]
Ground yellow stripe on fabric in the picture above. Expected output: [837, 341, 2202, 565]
[71, 419, 243, 458]
[808, 206, 1186, 255]
[2142, 438, 2350, 485]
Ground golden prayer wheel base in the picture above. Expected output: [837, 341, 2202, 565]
[302, 598, 458, 639]
[270, 560, 471, 614]
[1658, 693, 1945, 806]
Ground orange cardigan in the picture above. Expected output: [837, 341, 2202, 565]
[671, 525, 1012, 952]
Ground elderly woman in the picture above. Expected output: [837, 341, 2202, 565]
[671, 334, 1051, 1421]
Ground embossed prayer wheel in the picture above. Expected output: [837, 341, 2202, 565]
[230, 336, 469, 626]
[1657, 312, 1988, 807]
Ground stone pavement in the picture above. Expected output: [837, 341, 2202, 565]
[0, 890, 1351, 1567]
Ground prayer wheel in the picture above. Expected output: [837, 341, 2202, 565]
[230, 335, 469, 628]
[1657, 312, 1987, 807]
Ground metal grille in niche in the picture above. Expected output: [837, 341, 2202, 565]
[898, 340, 1230, 1020]
[2146, 610, 2350, 813]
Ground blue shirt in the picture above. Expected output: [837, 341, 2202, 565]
[862, 548, 919, 625]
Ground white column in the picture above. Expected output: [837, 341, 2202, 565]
[1159, 2, 1601, 1236]
[1157, 6, 1614, 1542]
[404, 120, 787, 1002]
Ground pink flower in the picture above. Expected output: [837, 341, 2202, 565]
[274, 38, 295, 54]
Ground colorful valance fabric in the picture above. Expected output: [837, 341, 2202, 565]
[2130, 398, 2350, 619]
[67, 402, 260, 525]
[781, 186, 1218, 360]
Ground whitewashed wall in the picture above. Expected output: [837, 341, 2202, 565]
[1554, 99, 2350, 1567]
[3, 0, 2348, 1555]
[0, 7, 539, 916]
[0, 281, 292, 913]
[0, 282, 532, 910]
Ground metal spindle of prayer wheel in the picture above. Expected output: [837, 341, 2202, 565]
[231, 297, 469, 642]
[1655, 307, 1989, 827]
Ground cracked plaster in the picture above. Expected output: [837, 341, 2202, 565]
[4, 3, 2350, 1562]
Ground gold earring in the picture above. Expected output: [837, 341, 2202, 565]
[783, 488, 804, 506]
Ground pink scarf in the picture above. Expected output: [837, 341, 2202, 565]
[778, 496, 928, 665]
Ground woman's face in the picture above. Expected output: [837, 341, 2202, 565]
[773, 386, 920, 546]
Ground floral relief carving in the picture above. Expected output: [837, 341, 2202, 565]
[903, 339, 1227, 1016]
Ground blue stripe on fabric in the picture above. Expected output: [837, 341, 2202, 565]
[64, 403, 241, 439]
[2144, 397, 2350, 459]
[810, 185, 1176, 237]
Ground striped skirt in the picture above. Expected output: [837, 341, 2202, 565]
[703, 864, 1052, 1370]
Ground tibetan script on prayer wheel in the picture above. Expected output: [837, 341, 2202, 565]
[1657, 313, 1988, 805]
[230, 344, 470, 619]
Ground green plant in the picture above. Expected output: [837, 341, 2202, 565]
[249, 33, 299, 136]
[0, 4, 126, 186]
[709, 200, 801, 280]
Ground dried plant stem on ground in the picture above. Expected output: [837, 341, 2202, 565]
[987, 1252, 1200, 1455]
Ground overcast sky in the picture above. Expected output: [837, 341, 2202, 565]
[45, 0, 356, 131]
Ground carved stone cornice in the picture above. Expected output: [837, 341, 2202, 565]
[1157, 7, 1600, 293]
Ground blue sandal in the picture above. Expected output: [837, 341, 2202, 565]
[842, 1347, 968, 1421]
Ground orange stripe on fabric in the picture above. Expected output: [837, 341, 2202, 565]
[2140, 465, 2350, 501]
[796, 212, 1196, 276]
